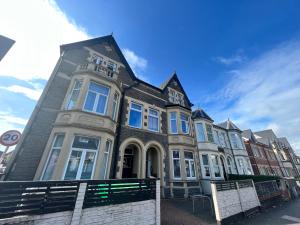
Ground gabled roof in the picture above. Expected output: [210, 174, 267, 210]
[60, 35, 137, 82]
[192, 108, 214, 122]
[60, 35, 195, 97]
[160, 72, 193, 107]
[242, 129, 253, 140]
[217, 119, 241, 131]
[254, 129, 277, 141]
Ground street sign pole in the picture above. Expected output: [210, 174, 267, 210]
[0, 146, 9, 165]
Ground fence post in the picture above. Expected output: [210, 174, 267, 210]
[71, 182, 87, 225]
[156, 179, 161, 225]
[211, 182, 221, 225]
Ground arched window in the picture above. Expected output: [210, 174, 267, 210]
[227, 156, 233, 174]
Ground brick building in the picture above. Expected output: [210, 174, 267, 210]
[242, 129, 282, 176]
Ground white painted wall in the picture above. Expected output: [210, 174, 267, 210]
[211, 181, 260, 223]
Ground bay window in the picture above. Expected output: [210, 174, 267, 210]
[64, 136, 99, 180]
[99, 140, 112, 179]
[211, 155, 221, 178]
[201, 154, 211, 178]
[184, 151, 196, 179]
[172, 150, 181, 179]
[84, 82, 110, 115]
[66, 80, 82, 110]
[169, 112, 178, 134]
[112, 92, 119, 121]
[148, 109, 159, 132]
[42, 134, 64, 180]
[180, 113, 189, 134]
[129, 103, 143, 128]
[205, 124, 214, 143]
[195, 122, 205, 142]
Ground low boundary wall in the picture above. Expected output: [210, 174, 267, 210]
[211, 180, 260, 225]
[0, 179, 160, 225]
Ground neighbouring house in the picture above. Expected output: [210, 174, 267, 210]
[254, 129, 299, 177]
[192, 109, 253, 193]
[242, 129, 283, 177]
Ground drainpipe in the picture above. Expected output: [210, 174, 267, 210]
[110, 81, 139, 178]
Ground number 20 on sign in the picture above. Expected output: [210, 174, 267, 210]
[0, 130, 21, 164]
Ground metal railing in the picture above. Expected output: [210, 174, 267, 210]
[255, 180, 281, 201]
[83, 179, 156, 208]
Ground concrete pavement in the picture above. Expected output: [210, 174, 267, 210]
[235, 199, 300, 225]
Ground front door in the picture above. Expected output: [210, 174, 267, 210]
[122, 149, 134, 178]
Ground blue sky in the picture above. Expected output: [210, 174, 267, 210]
[1, 0, 300, 153]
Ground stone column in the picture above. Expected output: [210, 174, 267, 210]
[71, 182, 87, 225]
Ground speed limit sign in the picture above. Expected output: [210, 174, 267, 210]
[0, 130, 21, 147]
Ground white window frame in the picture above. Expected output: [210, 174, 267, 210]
[112, 92, 119, 121]
[169, 112, 178, 134]
[180, 113, 189, 134]
[172, 150, 181, 179]
[200, 154, 211, 179]
[128, 102, 143, 128]
[148, 108, 159, 132]
[101, 139, 112, 179]
[205, 124, 214, 143]
[83, 82, 110, 116]
[63, 136, 100, 180]
[41, 134, 64, 180]
[213, 130, 220, 145]
[210, 154, 222, 179]
[195, 122, 206, 142]
[184, 151, 196, 179]
[219, 132, 227, 147]
[66, 79, 82, 110]
[226, 156, 234, 174]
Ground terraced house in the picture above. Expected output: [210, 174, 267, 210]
[192, 110, 253, 193]
[2, 35, 201, 197]
[2, 35, 258, 197]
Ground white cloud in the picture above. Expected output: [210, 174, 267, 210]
[122, 48, 147, 70]
[0, 85, 42, 101]
[122, 48, 149, 81]
[215, 50, 246, 66]
[0, 0, 90, 81]
[209, 39, 300, 155]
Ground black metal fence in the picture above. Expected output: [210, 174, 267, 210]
[0, 178, 156, 219]
[254, 180, 281, 201]
[83, 179, 156, 208]
[0, 180, 79, 219]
